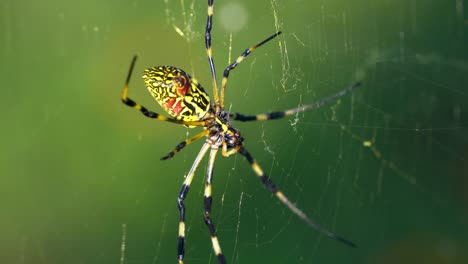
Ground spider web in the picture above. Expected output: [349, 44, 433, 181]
[117, 1, 468, 263]
[1, 0, 467, 264]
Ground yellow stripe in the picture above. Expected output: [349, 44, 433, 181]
[221, 77, 227, 88]
[236, 56, 244, 64]
[185, 176, 194, 186]
[204, 184, 212, 197]
[122, 87, 128, 99]
[178, 221, 185, 237]
[285, 109, 295, 115]
[275, 191, 286, 201]
[214, 117, 229, 132]
[211, 236, 222, 255]
[252, 162, 263, 176]
[208, 5, 214, 16]
[207, 47, 213, 57]
[256, 114, 268, 121]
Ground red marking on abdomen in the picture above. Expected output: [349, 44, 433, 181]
[165, 98, 183, 116]
[172, 100, 183, 116]
[166, 98, 176, 109]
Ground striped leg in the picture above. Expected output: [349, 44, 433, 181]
[204, 147, 226, 263]
[237, 146, 356, 248]
[220, 32, 282, 107]
[161, 130, 209, 160]
[177, 143, 211, 264]
[121, 55, 206, 127]
[230, 82, 361, 122]
[205, 0, 219, 102]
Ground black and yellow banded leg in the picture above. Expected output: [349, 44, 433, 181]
[237, 146, 357, 248]
[204, 147, 226, 264]
[122, 55, 206, 127]
[219, 31, 282, 107]
[230, 82, 362, 122]
[178, 142, 211, 264]
[205, 0, 219, 102]
[161, 130, 210, 160]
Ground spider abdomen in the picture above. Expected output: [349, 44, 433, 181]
[143, 66, 211, 122]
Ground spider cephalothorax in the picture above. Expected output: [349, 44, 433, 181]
[121, 1, 360, 263]
[223, 127, 243, 148]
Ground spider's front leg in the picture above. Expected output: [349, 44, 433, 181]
[230, 82, 361, 122]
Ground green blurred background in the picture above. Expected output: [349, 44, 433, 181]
[1, 0, 467, 263]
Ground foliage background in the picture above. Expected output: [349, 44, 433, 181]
[1, 0, 467, 263]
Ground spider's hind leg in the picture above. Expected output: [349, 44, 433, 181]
[237, 146, 357, 248]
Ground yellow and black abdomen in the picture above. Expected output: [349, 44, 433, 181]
[143, 66, 211, 123]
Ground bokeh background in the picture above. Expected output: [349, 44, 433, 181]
[1, 0, 467, 263]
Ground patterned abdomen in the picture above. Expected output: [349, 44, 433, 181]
[143, 66, 211, 122]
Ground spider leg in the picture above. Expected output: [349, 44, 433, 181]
[230, 82, 361, 122]
[219, 31, 282, 107]
[221, 141, 241, 157]
[161, 130, 209, 160]
[204, 147, 227, 264]
[121, 55, 206, 127]
[205, 0, 220, 102]
[177, 142, 211, 264]
[237, 146, 357, 248]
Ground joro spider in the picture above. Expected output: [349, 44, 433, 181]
[121, 0, 360, 263]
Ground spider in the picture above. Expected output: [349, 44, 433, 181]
[121, 1, 360, 263]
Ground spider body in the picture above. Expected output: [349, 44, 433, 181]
[121, 1, 360, 263]
[210, 111, 243, 149]
[143, 66, 211, 122]
[143, 65, 243, 150]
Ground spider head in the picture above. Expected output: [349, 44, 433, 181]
[224, 127, 243, 148]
